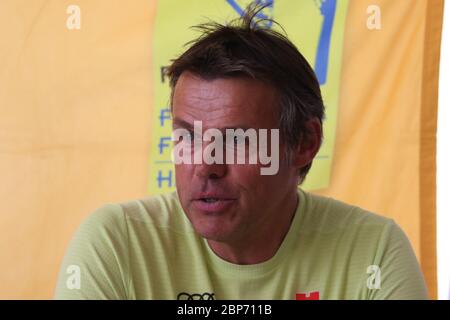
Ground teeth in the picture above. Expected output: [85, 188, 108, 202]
[203, 198, 218, 203]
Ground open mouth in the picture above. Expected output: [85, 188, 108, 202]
[193, 197, 236, 213]
[200, 198, 220, 203]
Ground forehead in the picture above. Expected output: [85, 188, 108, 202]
[172, 72, 279, 128]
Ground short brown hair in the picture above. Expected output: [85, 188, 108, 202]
[166, 4, 324, 184]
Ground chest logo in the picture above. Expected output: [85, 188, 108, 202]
[177, 292, 215, 300]
[295, 291, 320, 300]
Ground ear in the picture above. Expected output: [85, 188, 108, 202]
[291, 118, 323, 169]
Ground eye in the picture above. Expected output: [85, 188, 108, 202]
[176, 130, 193, 144]
[232, 135, 247, 146]
[184, 131, 193, 140]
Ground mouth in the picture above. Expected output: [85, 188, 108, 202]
[198, 197, 229, 203]
[192, 197, 237, 213]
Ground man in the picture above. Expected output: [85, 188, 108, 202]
[54, 7, 428, 300]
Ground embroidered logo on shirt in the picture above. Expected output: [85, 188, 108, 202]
[177, 292, 215, 300]
[295, 291, 320, 300]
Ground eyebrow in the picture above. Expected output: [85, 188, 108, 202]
[172, 117, 253, 132]
[172, 118, 194, 131]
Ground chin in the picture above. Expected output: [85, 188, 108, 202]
[191, 219, 232, 242]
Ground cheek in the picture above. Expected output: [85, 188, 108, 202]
[174, 164, 194, 192]
[229, 164, 273, 194]
[231, 163, 292, 195]
[175, 165, 196, 211]
[175, 164, 192, 177]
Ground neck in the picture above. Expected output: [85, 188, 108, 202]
[207, 189, 299, 265]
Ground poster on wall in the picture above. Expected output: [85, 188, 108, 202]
[148, 0, 349, 195]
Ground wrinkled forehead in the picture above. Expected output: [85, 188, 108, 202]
[172, 72, 280, 129]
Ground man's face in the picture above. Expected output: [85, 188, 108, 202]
[172, 72, 299, 244]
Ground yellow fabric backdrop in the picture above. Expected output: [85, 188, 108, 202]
[0, 0, 442, 299]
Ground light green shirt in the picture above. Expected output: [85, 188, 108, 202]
[54, 189, 428, 299]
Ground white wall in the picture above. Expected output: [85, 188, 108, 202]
[437, 0, 450, 301]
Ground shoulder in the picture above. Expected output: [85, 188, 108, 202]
[55, 192, 190, 299]
[298, 190, 428, 299]
[80, 191, 189, 231]
[116, 191, 193, 234]
[299, 189, 394, 236]
[69, 192, 193, 258]
[66, 202, 130, 258]
[79, 202, 125, 230]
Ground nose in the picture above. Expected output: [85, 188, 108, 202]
[194, 162, 227, 180]
[192, 135, 228, 179]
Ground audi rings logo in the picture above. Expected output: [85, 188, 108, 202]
[177, 292, 215, 300]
